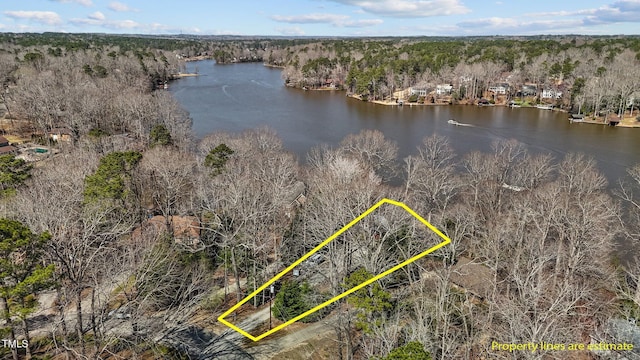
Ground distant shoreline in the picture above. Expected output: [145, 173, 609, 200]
[172, 73, 199, 78]
[182, 60, 640, 128]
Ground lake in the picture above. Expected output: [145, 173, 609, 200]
[171, 60, 640, 187]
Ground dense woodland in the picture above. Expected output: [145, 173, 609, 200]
[0, 34, 639, 359]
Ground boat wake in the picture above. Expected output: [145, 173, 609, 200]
[222, 85, 240, 103]
[251, 79, 274, 88]
[447, 119, 475, 127]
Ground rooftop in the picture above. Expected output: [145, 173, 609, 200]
[284, 181, 306, 205]
[450, 257, 495, 299]
[0, 146, 16, 154]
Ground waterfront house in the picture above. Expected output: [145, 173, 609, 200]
[409, 87, 430, 97]
[541, 88, 563, 99]
[459, 75, 473, 83]
[323, 79, 340, 89]
[488, 83, 509, 95]
[519, 84, 537, 97]
[436, 84, 453, 95]
[0, 136, 16, 154]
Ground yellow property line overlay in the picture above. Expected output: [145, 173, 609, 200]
[217, 198, 451, 341]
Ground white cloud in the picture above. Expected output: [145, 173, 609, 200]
[583, 0, 640, 24]
[4, 11, 63, 25]
[70, 16, 139, 29]
[434, 0, 640, 35]
[211, 29, 240, 35]
[88, 11, 105, 21]
[108, 1, 137, 12]
[526, 9, 597, 17]
[50, 0, 93, 6]
[271, 13, 349, 24]
[69, 13, 201, 34]
[271, 12, 382, 28]
[342, 19, 384, 27]
[457, 17, 518, 29]
[526, 1, 640, 26]
[275, 26, 306, 36]
[325, 0, 470, 18]
[453, 17, 588, 35]
[110, 19, 139, 29]
[0, 23, 38, 32]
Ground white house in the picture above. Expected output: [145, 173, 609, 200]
[409, 87, 429, 97]
[489, 85, 507, 95]
[436, 84, 453, 95]
[488, 84, 509, 95]
[541, 88, 563, 99]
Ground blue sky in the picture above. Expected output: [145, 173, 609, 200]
[2, 0, 640, 36]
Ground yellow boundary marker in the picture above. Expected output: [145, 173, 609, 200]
[217, 198, 451, 341]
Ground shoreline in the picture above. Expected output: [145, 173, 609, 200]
[285, 83, 343, 91]
[172, 73, 199, 78]
[182, 60, 640, 128]
[368, 99, 450, 106]
[184, 55, 212, 62]
[573, 117, 640, 128]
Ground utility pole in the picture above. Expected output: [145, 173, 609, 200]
[269, 284, 275, 329]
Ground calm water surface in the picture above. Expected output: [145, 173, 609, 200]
[171, 60, 640, 187]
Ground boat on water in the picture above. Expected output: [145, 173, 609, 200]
[536, 104, 554, 110]
[447, 119, 475, 127]
[508, 101, 521, 108]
